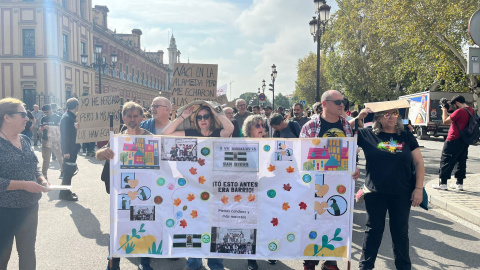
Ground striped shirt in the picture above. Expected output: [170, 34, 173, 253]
[300, 115, 353, 138]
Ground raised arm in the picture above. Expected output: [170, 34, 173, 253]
[161, 106, 193, 136]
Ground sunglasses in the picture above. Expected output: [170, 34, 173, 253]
[151, 104, 167, 109]
[10, 112, 28, 118]
[196, 114, 211, 121]
[326, 100, 346, 106]
[254, 123, 266, 129]
[383, 112, 399, 118]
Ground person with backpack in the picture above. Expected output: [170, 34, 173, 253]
[435, 94, 477, 191]
[270, 113, 301, 138]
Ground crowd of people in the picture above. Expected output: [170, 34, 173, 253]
[2, 90, 475, 270]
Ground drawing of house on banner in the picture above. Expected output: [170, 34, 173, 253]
[120, 138, 160, 169]
[304, 139, 348, 171]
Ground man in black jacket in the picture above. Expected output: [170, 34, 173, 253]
[59, 98, 80, 201]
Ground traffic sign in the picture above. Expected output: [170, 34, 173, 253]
[300, 100, 306, 105]
[469, 9, 480, 46]
[259, 93, 266, 101]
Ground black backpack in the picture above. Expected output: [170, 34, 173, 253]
[455, 108, 480, 145]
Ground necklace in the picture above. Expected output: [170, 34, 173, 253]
[0, 130, 21, 149]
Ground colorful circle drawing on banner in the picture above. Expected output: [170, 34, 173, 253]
[178, 177, 187, 187]
[326, 195, 348, 216]
[168, 183, 175, 190]
[336, 185, 346, 194]
[302, 174, 312, 184]
[202, 234, 211, 244]
[309, 231, 317, 240]
[176, 211, 183, 219]
[268, 241, 278, 251]
[267, 189, 276, 198]
[117, 194, 130, 210]
[156, 177, 166, 186]
[286, 233, 296, 242]
[200, 147, 211, 157]
[263, 145, 271, 152]
[166, 219, 175, 228]
[154, 196, 163, 205]
[183, 205, 188, 211]
[137, 186, 151, 201]
[200, 191, 210, 201]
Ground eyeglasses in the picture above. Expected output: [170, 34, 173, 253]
[254, 123, 266, 129]
[151, 104, 167, 109]
[196, 114, 211, 121]
[325, 100, 346, 106]
[9, 112, 28, 118]
[383, 112, 399, 118]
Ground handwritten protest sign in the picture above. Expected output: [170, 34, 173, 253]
[171, 63, 218, 109]
[109, 135, 356, 261]
[76, 93, 122, 143]
[215, 94, 228, 105]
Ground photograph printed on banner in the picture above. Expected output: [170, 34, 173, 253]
[273, 140, 294, 161]
[172, 234, 202, 249]
[213, 142, 259, 172]
[210, 227, 257, 254]
[130, 205, 156, 221]
[160, 137, 198, 161]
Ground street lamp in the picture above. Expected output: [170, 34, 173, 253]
[81, 44, 118, 94]
[309, 0, 331, 102]
[269, 64, 277, 109]
[257, 88, 261, 106]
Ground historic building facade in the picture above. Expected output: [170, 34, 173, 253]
[0, 0, 179, 109]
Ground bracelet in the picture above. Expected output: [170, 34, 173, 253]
[180, 115, 185, 120]
[415, 187, 423, 190]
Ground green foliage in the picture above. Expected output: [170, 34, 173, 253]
[274, 93, 291, 109]
[125, 242, 135, 254]
[238, 92, 272, 108]
[303, 161, 314, 171]
[120, 152, 128, 164]
[294, 52, 326, 105]
[313, 228, 343, 256]
[118, 223, 146, 251]
[148, 240, 163, 255]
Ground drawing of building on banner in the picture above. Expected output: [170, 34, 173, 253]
[120, 138, 160, 169]
[304, 139, 348, 171]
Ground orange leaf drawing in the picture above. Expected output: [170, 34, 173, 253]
[190, 210, 198, 219]
[198, 176, 206, 184]
[221, 195, 229, 204]
[282, 202, 290, 211]
[189, 167, 197, 175]
[234, 195, 242, 202]
[187, 194, 195, 201]
[247, 194, 256, 202]
[267, 164, 276, 172]
[180, 219, 187, 228]
[173, 198, 181, 206]
[286, 166, 295, 173]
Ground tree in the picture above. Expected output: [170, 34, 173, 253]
[274, 93, 291, 110]
[120, 152, 128, 165]
[238, 92, 272, 108]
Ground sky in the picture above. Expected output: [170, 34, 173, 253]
[91, 0, 338, 100]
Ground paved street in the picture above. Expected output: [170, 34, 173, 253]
[6, 138, 480, 270]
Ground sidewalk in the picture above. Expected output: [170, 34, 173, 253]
[426, 175, 480, 226]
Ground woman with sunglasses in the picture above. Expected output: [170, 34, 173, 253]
[0, 97, 49, 269]
[163, 104, 234, 138]
[356, 108, 424, 270]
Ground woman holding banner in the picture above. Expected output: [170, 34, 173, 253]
[164, 102, 232, 270]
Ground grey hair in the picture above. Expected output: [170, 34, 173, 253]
[242, 115, 264, 138]
[152, 97, 171, 111]
[372, 109, 404, 135]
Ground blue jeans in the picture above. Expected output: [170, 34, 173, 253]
[186, 258, 224, 270]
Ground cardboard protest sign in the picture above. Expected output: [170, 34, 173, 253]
[364, 99, 410, 113]
[76, 93, 122, 143]
[109, 135, 356, 261]
[171, 63, 218, 110]
[215, 94, 228, 105]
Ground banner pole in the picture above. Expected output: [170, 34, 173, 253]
[108, 113, 114, 267]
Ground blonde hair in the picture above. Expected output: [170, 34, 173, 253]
[242, 115, 264, 138]
[372, 109, 404, 135]
[0, 97, 23, 128]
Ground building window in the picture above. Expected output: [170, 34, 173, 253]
[80, 0, 86, 18]
[62, 34, 69, 60]
[22, 29, 35, 57]
[80, 42, 86, 55]
[62, 0, 68, 9]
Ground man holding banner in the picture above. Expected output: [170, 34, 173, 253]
[300, 90, 360, 270]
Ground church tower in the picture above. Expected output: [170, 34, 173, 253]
[168, 34, 181, 68]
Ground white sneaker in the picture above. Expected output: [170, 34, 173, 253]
[450, 184, 464, 190]
[433, 184, 448, 190]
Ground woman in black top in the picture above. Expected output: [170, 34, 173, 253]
[0, 98, 49, 269]
[357, 108, 424, 270]
[163, 104, 233, 138]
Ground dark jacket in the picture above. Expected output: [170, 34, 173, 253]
[60, 110, 77, 155]
[140, 118, 156, 134]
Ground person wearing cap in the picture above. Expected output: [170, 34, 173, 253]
[435, 94, 473, 191]
[356, 106, 424, 270]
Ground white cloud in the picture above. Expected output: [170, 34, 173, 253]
[234, 48, 247, 57]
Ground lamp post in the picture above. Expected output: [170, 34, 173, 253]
[81, 44, 117, 94]
[257, 88, 261, 106]
[309, 0, 331, 102]
[269, 64, 277, 109]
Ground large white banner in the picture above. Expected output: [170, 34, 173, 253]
[109, 135, 356, 261]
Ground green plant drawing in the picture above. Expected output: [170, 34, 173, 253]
[148, 240, 163, 255]
[142, 156, 148, 165]
[313, 228, 343, 256]
[120, 152, 128, 164]
[118, 223, 146, 251]
[303, 161, 314, 171]
[125, 242, 136, 254]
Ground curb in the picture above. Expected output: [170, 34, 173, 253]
[425, 179, 480, 226]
